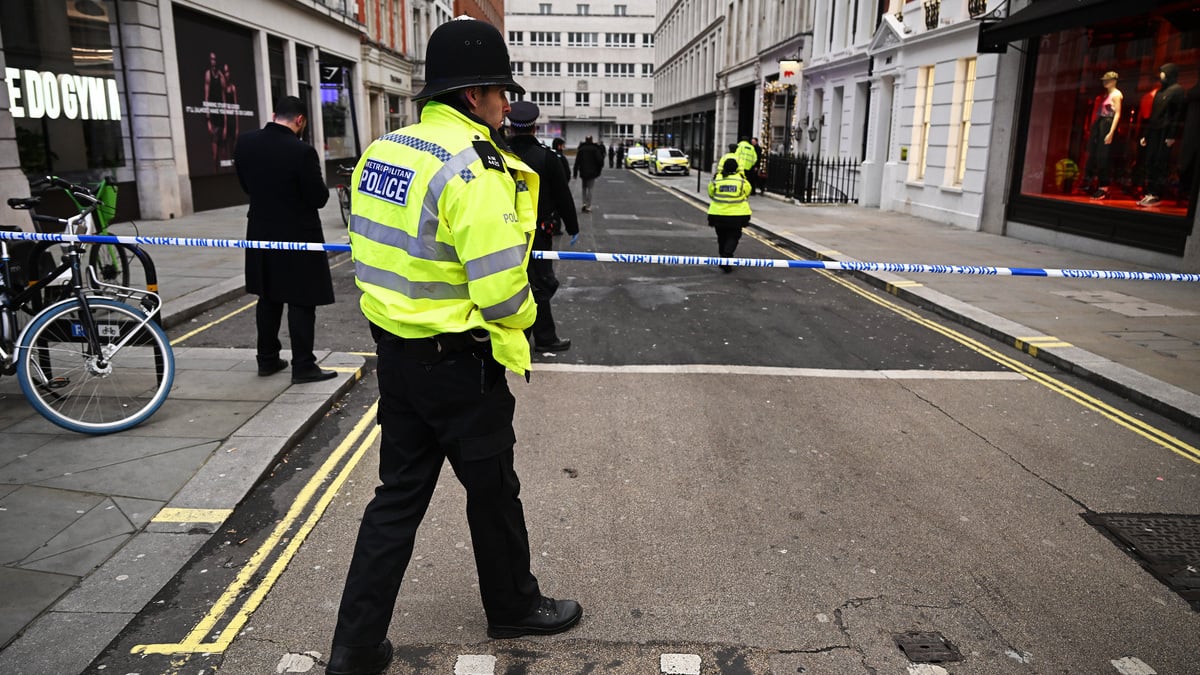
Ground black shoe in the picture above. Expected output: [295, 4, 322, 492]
[719, 265, 733, 273]
[292, 367, 338, 384]
[534, 337, 571, 352]
[487, 597, 583, 639]
[325, 638, 393, 675]
[257, 357, 288, 377]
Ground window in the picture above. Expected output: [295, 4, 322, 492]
[575, 92, 591, 106]
[530, 62, 561, 77]
[910, 65, 935, 181]
[614, 4, 626, 15]
[568, 32, 598, 47]
[949, 57, 976, 186]
[530, 91, 562, 106]
[606, 32, 636, 47]
[539, 3, 552, 13]
[642, 63, 654, 77]
[508, 31, 523, 45]
[577, 3, 589, 14]
[641, 93, 653, 107]
[606, 123, 633, 138]
[511, 62, 524, 76]
[643, 33, 655, 46]
[529, 31, 561, 46]
[604, 92, 634, 107]
[604, 63, 635, 77]
[568, 62, 598, 77]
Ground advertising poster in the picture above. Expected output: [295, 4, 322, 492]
[173, 7, 258, 177]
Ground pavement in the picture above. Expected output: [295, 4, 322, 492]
[0, 169, 1198, 673]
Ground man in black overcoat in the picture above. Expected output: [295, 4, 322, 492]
[233, 95, 337, 384]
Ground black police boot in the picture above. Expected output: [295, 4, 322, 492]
[534, 337, 571, 352]
[325, 638, 393, 675]
[487, 597, 583, 639]
[257, 357, 288, 377]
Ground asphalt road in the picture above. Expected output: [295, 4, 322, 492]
[92, 169, 1200, 674]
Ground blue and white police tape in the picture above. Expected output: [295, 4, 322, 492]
[1, 230, 1197, 283]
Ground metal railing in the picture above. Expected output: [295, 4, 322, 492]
[762, 154, 860, 204]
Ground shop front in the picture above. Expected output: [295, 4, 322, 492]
[983, 0, 1199, 257]
[1, 1, 137, 220]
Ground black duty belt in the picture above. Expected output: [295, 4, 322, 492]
[371, 324, 491, 360]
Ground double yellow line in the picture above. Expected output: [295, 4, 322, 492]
[133, 400, 380, 655]
[746, 230, 1200, 465]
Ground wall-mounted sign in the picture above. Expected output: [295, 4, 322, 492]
[779, 60, 801, 87]
[4, 68, 121, 120]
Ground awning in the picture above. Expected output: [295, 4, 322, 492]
[978, 0, 1171, 53]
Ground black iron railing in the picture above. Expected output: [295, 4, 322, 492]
[968, 0, 988, 18]
[924, 0, 941, 29]
[763, 154, 860, 204]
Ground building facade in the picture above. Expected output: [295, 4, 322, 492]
[455, 0, 504, 30]
[505, 0, 655, 148]
[654, 0, 807, 171]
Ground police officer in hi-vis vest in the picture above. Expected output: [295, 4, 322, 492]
[328, 18, 582, 675]
[708, 157, 753, 273]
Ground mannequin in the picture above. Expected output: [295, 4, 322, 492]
[1138, 63, 1186, 207]
[1086, 71, 1123, 199]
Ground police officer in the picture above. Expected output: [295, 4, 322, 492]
[506, 101, 579, 352]
[327, 18, 582, 675]
[707, 157, 752, 273]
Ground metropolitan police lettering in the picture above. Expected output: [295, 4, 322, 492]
[719, 184, 739, 193]
[358, 159, 416, 206]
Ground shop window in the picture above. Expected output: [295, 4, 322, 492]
[320, 59, 358, 160]
[910, 65, 935, 182]
[2, 1, 128, 180]
[1017, 11, 1198, 217]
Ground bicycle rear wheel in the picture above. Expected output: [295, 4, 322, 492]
[17, 297, 174, 434]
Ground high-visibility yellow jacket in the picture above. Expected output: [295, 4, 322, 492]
[735, 140, 758, 172]
[348, 101, 538, 375]
[707, 172, 752, 217]
[716, 151, 740, 175]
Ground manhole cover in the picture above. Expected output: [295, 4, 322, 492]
[893, 632, 961, 663]
[1084, 513, 1200, 610]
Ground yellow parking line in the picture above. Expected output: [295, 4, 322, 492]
[170, 300, 257, 346]
[151, 508, 233, 524]
[133, 400, 381, 655]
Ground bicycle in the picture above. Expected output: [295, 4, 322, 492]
[335, 164, 354, 226]
[1, 178, 175, 434]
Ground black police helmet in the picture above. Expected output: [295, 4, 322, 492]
[414, 18, 525, 101]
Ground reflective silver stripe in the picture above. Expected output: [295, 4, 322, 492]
[465, 243, 527, 281]
[480, 284, 530, 321]
[349, 214, 459, 262]
[355, 260, 469, 300]
[418, 146, 481, 257]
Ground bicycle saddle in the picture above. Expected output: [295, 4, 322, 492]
[7, 197, 41, 210]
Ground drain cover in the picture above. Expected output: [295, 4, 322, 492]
[1084, 513, 1200, 610]
[893, 632, 961, 663]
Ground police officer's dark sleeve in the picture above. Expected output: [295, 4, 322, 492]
[543, 148, 579, 235]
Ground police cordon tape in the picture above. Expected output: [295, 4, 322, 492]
[2, 230, 1198, 283]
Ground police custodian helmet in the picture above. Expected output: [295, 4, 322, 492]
[414, 17, 526, 101]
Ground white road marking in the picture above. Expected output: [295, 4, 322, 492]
[1111, 656, 1157, 674]
[661, 653, 702, 674]
[533, 363, 1028, 380]
[455, 654, 497, 675]
[907, 666, 950, 675]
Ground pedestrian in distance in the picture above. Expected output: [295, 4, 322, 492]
[608, 143, 616, 168]
[573, 135, 605, 212]
[328, 18, 582, 675]
[233, 95, 338, 384]
[507, 101, 580, 353]
[707, 157, 752, 273]
[551, 137, 571, 188]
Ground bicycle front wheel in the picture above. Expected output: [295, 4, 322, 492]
[338, 187, 351, 226]
[17, 297, 175, 434]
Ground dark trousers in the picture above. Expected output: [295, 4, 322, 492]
[1085, 117, 1114, 187]
[528, 229, 560, 344]
[710, 214, 750, 260]
[256, 299, 316, 371]
[1143, 128, 1174, 196]
[332, 330, 541, 647]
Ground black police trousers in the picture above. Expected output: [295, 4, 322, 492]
[331, 326, 541, 648]
[528, 228, 561, 344]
